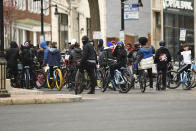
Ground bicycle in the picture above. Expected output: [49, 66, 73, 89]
[46, 66, 63, 91]
[101, 60, 131, 93]
[167, 67, 195, 90]
[23, 65, 32, 89]
[34, 57, 46, 89]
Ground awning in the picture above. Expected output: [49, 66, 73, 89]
[15, 18, 51, 32]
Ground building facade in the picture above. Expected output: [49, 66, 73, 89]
[3, 0, 106, 50]
[151, 0, 195, 58]
[106, 0, 151, 45]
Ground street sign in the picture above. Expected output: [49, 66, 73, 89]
[119, 30, 125, 42]
[93, 31, 102, 39]
[124, 4, 139, 20]
[180, 29, 186, 41]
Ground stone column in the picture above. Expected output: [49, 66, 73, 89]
[22, 29, 26, 43]
[16, 29, 19, 45]
[33, 32, 37, 46]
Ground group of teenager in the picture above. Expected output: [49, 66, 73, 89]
[5, 34, 194, 93]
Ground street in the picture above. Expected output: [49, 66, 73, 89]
[0, 88, 196, 131]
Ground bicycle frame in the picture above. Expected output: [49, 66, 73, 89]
[114, 69, 126, 85]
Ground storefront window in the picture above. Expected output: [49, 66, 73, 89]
[163, 2, 194, 60]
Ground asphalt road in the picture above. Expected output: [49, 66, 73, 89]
[0, 88, 196, 131]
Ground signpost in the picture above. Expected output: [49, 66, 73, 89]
[124, 4, 139, 20]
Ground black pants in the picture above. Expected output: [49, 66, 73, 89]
[8, 66, 18, 83]
[84, 62, 97, 92]
[147, 68, 153, 88]
[110, 63, 122, 79]
[157, 67, 167, 87]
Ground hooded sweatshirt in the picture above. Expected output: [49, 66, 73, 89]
[98, 39, 104, 52]
[40, 41, 50, 65]
[47, 48, 61, 67]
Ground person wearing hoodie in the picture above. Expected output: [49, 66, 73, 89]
[110, 41, 127, 82]
[5, 41, 20, 83]
[46, 42, 61, 76]
[80, 35, 97, 94]
[154, 40, 171, 90]
[135, 37, 155, 89]
[40, 41, 50, 66]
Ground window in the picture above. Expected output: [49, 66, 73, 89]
[14, 0, 26, 10]
[28, 0, 49, 15]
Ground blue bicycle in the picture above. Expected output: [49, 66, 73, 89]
[167, 67, 195, 90]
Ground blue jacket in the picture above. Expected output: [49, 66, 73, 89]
[40, 41, 50, 65]
[47, 48, 61, 67]
[139, 46, 153, 59]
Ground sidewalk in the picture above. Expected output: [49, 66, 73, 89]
[0, 88, 82, 105]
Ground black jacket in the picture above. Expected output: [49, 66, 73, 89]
[81, 43, 97, 65]
[113, 46, 127, 66]
[69, 47, 82, 65]
[5, 48, 19, 68]
[154, 47, 171, 69]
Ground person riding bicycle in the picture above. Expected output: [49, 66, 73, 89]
[154, 40, 171, 90]
[5, 41, 20, 86]
[69, 40, 82, 83]
[46, 42, 61, 78]
[20, 41, 36, 88]
[177, 44, 194, 75]
[110, 41, 127, 83]
[79, 35, 97, 94]
[134, 37, 155, 89]
[40, 41, 51, 67]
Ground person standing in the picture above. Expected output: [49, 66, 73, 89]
[135, 37, 155, 89]
[154, 40, 171, 90]
[79, 35, 97, 94]
[5, 41, 20, 85]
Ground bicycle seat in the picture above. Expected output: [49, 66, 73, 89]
[120, 67, 126, 70]
[53, 66, 58, 69]
[24, 66, 30, 69]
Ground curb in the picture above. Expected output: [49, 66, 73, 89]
[0, 94, 82, 105]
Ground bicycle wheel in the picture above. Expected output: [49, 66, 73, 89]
[102, 69, 110, 92]
[74, 70, 83, 95]
[35, 70, 46, 89]
[183, 71, 195, 90]
[24, 69, 30, 89]
[139, 70, 147, 93]
[46, 71, 55, 89]
[55, 69, 63, 91]
[191, 70, 196, 88]
[119, 70, 132, 93]
[167, 71, 180, 89]
[96, 69, 104, 89]
[62, 67, 68, 86]
[83, 71, 91, 90]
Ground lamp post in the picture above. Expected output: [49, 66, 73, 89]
[0, 0, 10, 97]
[34, 0, 58, 41]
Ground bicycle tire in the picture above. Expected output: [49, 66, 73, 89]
[74, 70, 83, 95]
[167, 71, 180, 89]
[102, 69, 110, 92]
[35, 70, 46, 89]
[139, 70, 146, 93]
[46, 71, 55, 89]
[24, 69, 30, 89]
[191, 70, 196, 88]
[183, 71, 195, 90]
[55, 69, 63, 91]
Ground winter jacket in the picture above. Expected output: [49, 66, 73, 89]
[135, 45, 155, 64]
[154, 46, 171, 69]
[47, 48, 61, 67]
[81, 42, 97, 65]
[20, 45, 35, 66]
[69, 47, 82, 65]
[5, 48, 19, 68]
[97, 39, 104, 53]
[40, 41, 50, 65]
[113, 46, 127, 67]
[128, 48, 140, 64]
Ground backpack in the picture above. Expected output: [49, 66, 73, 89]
[99, 48, 113, 67]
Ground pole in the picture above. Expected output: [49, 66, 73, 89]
[121, 0, 125, 31]
[0, 0, 4, 57]
[41, 0, 44, 40]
